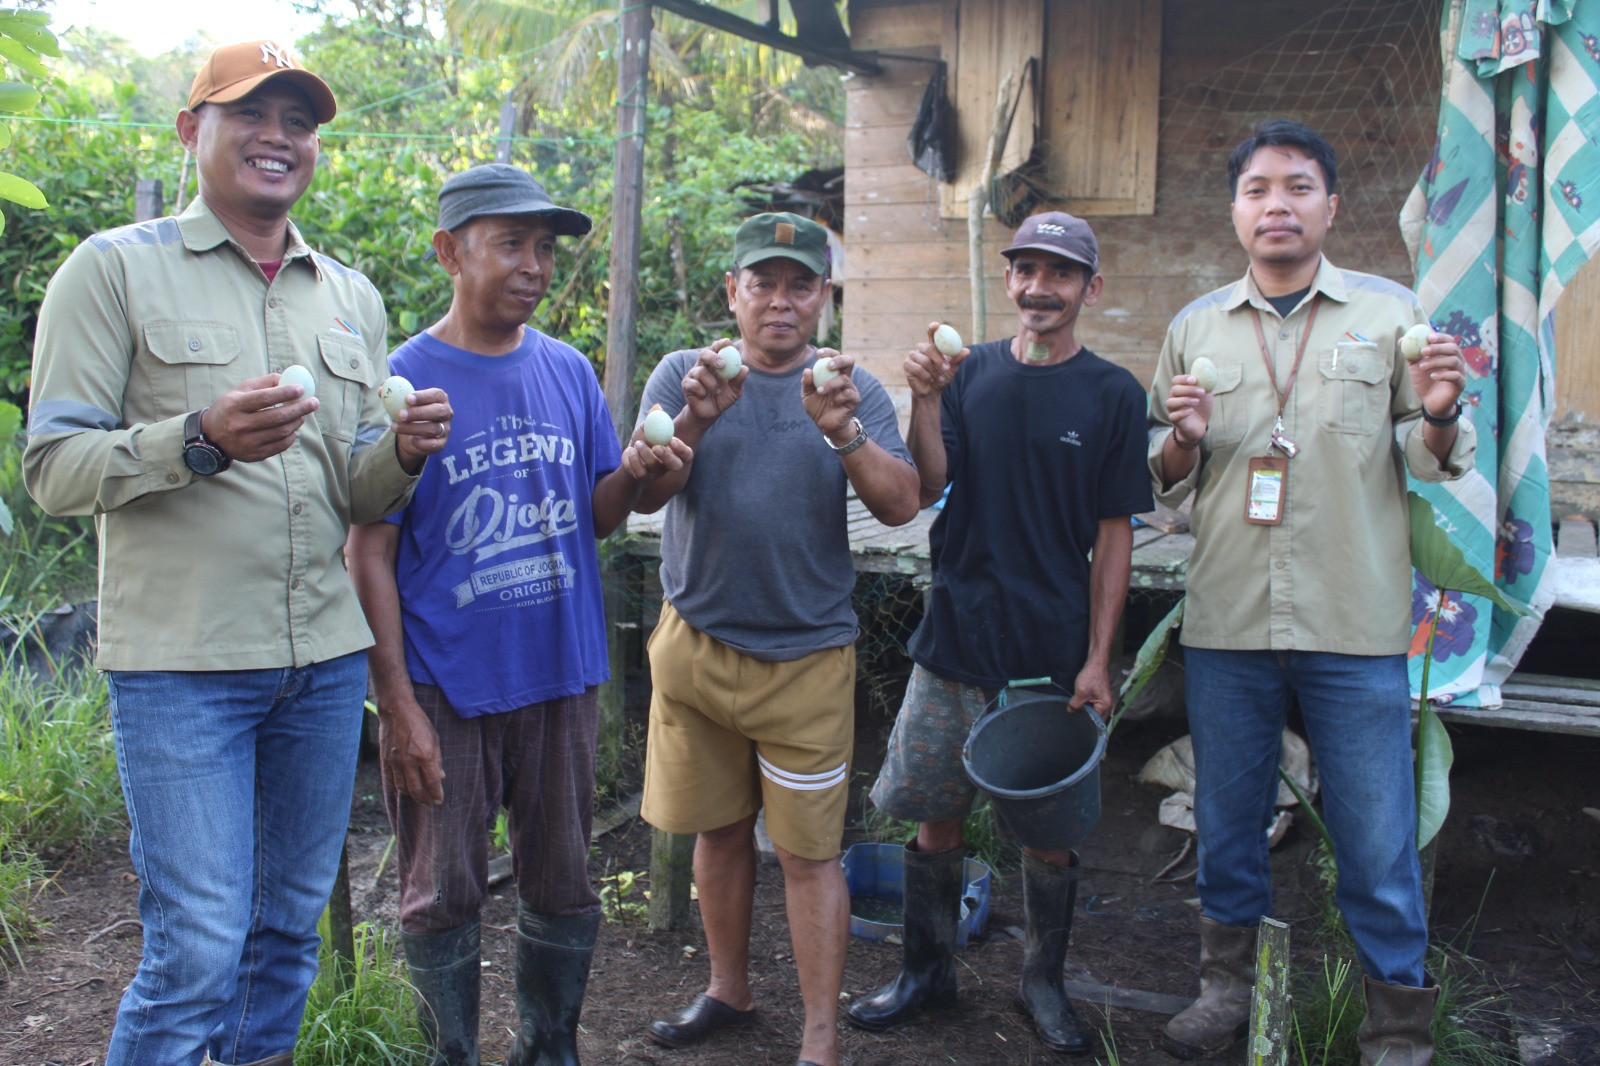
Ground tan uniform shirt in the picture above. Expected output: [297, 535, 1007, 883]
[1147, 258, 1477, 655]
[24, 198, 417, 671]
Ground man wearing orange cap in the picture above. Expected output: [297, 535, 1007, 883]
[25, 41, 452, 1066]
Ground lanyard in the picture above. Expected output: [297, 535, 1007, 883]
[1249, 294, 1321, 422]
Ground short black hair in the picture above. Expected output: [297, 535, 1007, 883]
[1226, 119, 1338, 198]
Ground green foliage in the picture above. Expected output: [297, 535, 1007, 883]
[0, 665, 120, 855]
[0, 825, 44, 974]
[0, 8, 842, 415]
[862, 799, 1018, 876]
[296, 917, 431, 1066]
[599, 868, 647, 924]
[0, 6, 57, 221]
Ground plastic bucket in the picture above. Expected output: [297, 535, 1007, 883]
[840, 842, 991, 946]
[961, 689, 1107, 851]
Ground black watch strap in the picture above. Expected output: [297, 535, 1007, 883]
[183, 408, 232, 476]
[1421, 401, 1462, 428]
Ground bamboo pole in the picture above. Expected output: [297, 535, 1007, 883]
[967, 71, 1015, 344]
[1248, 917, 1291, 1066]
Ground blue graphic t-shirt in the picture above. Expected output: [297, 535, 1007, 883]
[387, 329, 622, 716]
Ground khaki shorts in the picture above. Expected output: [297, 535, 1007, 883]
[641, 601, 854, 860]
[868, 664, 997, 823]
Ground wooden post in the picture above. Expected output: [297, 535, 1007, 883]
[604, 0, 650, 444]
[495, 94, 517, 164]
[327, 841, 357, 994]
[1248, 916, 1291, 1066]
[967, 71, 1014, 344]
[649, 827, 695, 931]
[134, 179, 163, 223]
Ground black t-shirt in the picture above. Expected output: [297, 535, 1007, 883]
[908, 340, 1155, 689]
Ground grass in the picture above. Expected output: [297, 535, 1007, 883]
[0, 656, 122, 972]
[862, 797, 1020, 875]
[1286, 841, 1518, 1066]
[296, 916, 431, 1066]
[0, 826, 45, 974]
[0, 663, 122, 854]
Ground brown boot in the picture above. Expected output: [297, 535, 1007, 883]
[1161, 917, 1255, 1060]
[1357, 978, 1439, 1066]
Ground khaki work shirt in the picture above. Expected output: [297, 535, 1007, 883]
[1147, 258, 1477, 655]
[25, 198, 418, 671]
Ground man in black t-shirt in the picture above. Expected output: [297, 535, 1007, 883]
[849, 212, 1151, 1055]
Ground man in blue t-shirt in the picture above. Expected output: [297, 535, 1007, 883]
[849, 212, 1153, 1055]
[349, 165, 687, 1066]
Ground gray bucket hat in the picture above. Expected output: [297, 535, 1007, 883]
[437, 163, 592, 237]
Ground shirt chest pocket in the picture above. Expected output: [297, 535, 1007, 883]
[1316, 343, 1388, 435]
[1197, 360, 1247, 447]
[138, 321, 244, 420]
[313, 333, 378, 443]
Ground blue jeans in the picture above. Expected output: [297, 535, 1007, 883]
[1184, 648, 1427, 986]
[103, 653, 367, 1066]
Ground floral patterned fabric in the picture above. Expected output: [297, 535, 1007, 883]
[1399, 0, 1600, 704]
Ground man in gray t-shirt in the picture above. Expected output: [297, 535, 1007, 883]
[633, 212, 919, 1066]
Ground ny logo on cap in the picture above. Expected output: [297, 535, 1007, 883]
[1037, 223, 1066, 236]
[775, 222, 795, 245]
[260, 41, 297, 69]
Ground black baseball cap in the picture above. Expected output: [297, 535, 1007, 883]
[1001, 211, 1099, 273]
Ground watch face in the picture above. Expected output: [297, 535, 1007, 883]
[184, 442, 224, 476]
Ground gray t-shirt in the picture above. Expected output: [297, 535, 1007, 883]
[638, 348, 912, 660]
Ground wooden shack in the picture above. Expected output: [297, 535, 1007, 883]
[840, 0, 1442, 408]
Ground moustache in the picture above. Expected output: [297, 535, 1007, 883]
[1018, 297, 1067, 311]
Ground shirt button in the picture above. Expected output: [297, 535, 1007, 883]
[292, 578, 303, 590]
[350, 358, 360, 369]
[1279, 331, 1290, 340]
[292, 503, 303, 515]
[167, 472, 179, 483]
[188, 338, 201, 351]
[1275, 560, 1287, 569]
[269, 298, 280, 309]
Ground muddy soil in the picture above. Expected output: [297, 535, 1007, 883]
[3, 666, 1597, 1066]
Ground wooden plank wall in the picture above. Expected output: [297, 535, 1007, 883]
[844, 0, 1438, 416]
[1556, 258, 1600, 421]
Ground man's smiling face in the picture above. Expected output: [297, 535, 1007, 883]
[179, 79, 321, 223]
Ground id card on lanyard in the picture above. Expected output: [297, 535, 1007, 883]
[1244, 296, 1319, 526]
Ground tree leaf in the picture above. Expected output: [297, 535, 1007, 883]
[1110, 596, 1184, 734]
[0, 169, 45, 208]
[0, 35, 48, 80]
[1407, 491, 1526, 614]
[1415, 701, 1454, 849]
[0, 22, 58, 58]
[0, 80, 39, 113]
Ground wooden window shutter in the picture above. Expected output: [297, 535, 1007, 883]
[940, 0, 1161, 218]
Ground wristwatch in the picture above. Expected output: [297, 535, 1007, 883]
[824, 417, 870, 456]
[183, 408, 232, 476]
[1421, 401, 1463, 428]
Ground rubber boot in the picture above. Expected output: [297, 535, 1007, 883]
[504, 905, 601, 1066]
[1015, 853, 1094, 1055]
[1356, 977, 1439, 1066]
[403, 920, 482, 1066]
[846, 843, 965, 1030]
[1161, 917, 1255, 1060]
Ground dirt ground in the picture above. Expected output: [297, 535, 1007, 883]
[3, 662, 1598, 1066]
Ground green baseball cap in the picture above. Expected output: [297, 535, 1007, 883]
[731, 212, 829, 275]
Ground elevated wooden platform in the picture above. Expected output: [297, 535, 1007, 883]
[617, 496, 1194, 590]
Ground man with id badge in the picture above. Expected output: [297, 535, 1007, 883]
[1146, 119, 1475, 1066]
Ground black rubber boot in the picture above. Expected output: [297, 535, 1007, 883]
[1016, 853, 1095, 1056]
[403, 921, 482, 1066]
[846, 843, 965, 1031]
[504, 905, 601, 1066]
